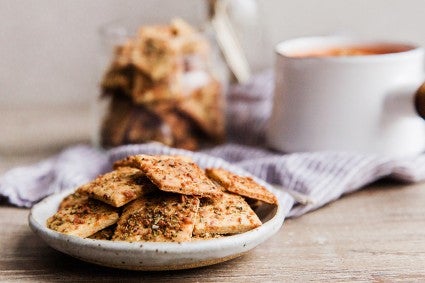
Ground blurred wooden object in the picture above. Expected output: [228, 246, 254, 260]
[414, 82, 425, 119]
[208, 0, 251, 83]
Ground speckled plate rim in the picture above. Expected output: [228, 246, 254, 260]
[28, 156, 293, 271]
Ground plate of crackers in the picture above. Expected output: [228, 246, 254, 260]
[29, 154, 289, 270]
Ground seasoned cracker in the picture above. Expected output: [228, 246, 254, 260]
[113, 194, 200, 242]
[170, 18, 209, 55]
[58, 191, 89, 210]
[101, 65, 135, 98]
[132, 25, 180, 81]
[100, 96, 134, 147]
[113, 40, 134, 67]
[123, 104, 175, 146]
[153, 104, 200, 151]
[191, 233, 222, 241]
[131, 71, 183, 104]
[114, 154, 193, 169]
[77, 167, 156, 207]
[177, 79, 224, 142]
[205, 168, 278, 205]
[114, 155, 222, 197]
[193, 191, 262, 236]
[47, 199, 119, 238]
[88, 225, 116, 240]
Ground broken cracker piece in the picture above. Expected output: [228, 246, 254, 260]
[77, 167, 156, 207]
[113, 194, 200, 242]
[193, 191, 262, 236]
[114, 155, 222, 198]
[205, 168, 278, 205]
[47, 199, 119, 238]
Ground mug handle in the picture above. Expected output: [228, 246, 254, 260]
[414, 82, 425, 118]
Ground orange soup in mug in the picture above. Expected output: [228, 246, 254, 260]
[290, 43, 414, 58]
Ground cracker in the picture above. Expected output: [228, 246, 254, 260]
[114, 155, 222, 197]
[131, 67, 183, 104]
[58, 191, 89, 210]
[153, 104, 200, 151]
[101, 65, 135, 98]
[113, 40, 134, 67]
[170, 18, 209, 55]
[46, 199, 119, 238]
[177, 79, 225, 142]
[132, 25, 180, 81]
[100, 96, 133, 147]
[193, 191, 262, 235]
[123, 104, 174, 147]
[113, 194, 200, 242]
[77, 167, 156, 207]
[191, 233, 222, 241]
[88, 225, 116, 240]
[114, 154, 193, 169]
[205, 168, 278, 205]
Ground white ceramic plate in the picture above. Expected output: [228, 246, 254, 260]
[29, 159, 291, 271]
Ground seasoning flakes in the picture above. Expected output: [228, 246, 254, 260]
[47, 154, 278, 242]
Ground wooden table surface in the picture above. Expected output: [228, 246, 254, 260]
[1, 107, 425, 282]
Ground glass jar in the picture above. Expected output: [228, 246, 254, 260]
[94, 18, 228, 151]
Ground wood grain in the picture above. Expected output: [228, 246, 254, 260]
[1, 181, 424, 282]
[1, 107, 425, 281]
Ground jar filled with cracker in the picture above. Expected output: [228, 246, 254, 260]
[96, 19, 227, 151]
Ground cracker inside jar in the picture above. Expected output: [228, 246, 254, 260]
[47, 155, 278, 242]
[99, 19, 226, 151]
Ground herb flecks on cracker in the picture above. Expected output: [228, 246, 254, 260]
[194, 191, 262, 236]
[77, 167, 156, 207]
[47, 154, 278, 242]
[205, 168, 278, 205]
[47, 198, 119, 238]
[114, 155, 222, 198]
[113, 194, 199, 242]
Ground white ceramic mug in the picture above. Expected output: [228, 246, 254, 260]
[266, 36, 425, 157]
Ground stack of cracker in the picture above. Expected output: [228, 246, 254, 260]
[47, 155, 278, 242]
[99, 19, 225, 150]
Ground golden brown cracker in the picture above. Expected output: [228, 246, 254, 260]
[153, 105, 200, 151]
[114, 155, 222, 197]
[177, 79, 225, 142]
[113, 40, 134, 67]
[193, 191, 262, 236]
[77, 167, 156, 208]
[132, 26, 180, 81]
[101, 65, 135, 98]
[113, 154, 193, 170]
[113, 194, 200, 242]
[205, 168, 278, 205]
[100, 96, 133, 147]
[88, 225, 116, 240]
[58, 192, 89, 211]
[131, 71, 183, 104]
[47, 198, 119, 238]
[124, 105, 174, 147]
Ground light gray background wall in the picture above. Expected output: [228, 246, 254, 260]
[1, 0, 424, 108]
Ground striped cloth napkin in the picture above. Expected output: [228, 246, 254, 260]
[1, 70, 425, 217]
